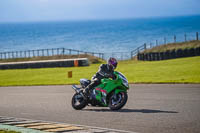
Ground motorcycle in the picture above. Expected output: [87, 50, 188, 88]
[71, 71, 129, 110]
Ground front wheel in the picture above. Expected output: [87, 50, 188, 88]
[71, 93, 87, 110]
[109, 91, 128, 110]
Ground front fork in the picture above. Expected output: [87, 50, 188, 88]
[72, 85, 87, 100]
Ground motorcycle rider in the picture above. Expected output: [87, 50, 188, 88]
[84, 57, 118, 97]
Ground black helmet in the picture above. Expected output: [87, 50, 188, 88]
[107, 57, 118, 70]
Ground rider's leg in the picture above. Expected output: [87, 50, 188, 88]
[85, 80, 100, 95]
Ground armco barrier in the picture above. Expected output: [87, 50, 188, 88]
[137, 47, 200, 61]
[0, 58, 89, 70]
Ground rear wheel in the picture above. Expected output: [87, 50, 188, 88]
[109, 91, 128, 110]
[71, 93, 87, 110]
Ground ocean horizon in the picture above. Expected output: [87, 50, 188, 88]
[0, 15, 200, 54]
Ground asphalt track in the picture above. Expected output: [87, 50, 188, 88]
[0, 84, 200, 133]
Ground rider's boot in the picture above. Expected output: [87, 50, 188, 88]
[84, 87, 90, 97]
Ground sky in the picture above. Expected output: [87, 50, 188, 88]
[0, 0, 200, 22]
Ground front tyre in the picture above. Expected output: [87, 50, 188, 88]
[109, 92, 128, 110]
[71, 93, 87, 110]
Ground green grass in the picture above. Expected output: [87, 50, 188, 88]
[0, 56, 200, 86]
[143, 40, 200, 53]
[0, 130, 20, 133]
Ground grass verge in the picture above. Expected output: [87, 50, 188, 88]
[0, 130, 20, 133]
[143, 40, 200, 53]
[0, 56, 200, 86]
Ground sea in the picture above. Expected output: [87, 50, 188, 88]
[0, 15, 200, 54]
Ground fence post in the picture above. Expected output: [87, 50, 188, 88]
[42, 49, 44, 56]
[150, 43, 152, 48]
[28, 50, 31, 58]
[24, 51, 26, 58]
[196, 32, 199, 41]
[102, 53, 104, 60]
[11, 52, 13, 58]
[57, 48, 59, 55]
[20, 51, 22, 58]
[16, 51, 18, 58]
[144, 43, 147, 50]
[5, 52, 7, 59]
[52, 49, 54, 56]
[164, 37, 166, 44]
[7, 52, 10, 59]
[32, 50, 35, 57]
[131, 51, 133, 59]
[121, 53, 123, 60]
[156, 40, 158, 46]
[47, 49, 49, 56]
[62, 48, 65, 55]
[185, 34, 187, 42]
[69, 49, 71, 55]
[174, 35, 176, 43]
[37, 50, 39, 57]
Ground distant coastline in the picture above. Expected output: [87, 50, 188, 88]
[0, 14, 200, 24]
[0, 15, 200, 53]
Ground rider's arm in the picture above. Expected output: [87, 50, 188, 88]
[98, 64, 116, 79]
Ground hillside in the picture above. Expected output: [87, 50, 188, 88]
[143, 40, 200, 53]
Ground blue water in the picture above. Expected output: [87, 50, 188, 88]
[0, 15, 200, 53]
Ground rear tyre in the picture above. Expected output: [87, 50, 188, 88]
[71, 93, 87, 110]
[109, 91, 128, 110]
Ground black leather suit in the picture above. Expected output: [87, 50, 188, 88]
[86, 64, 115, 93]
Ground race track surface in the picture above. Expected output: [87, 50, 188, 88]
[0, 84, 200, 133]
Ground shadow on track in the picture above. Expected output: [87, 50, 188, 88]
[83, 108, 178, 113]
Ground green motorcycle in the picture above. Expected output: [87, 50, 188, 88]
[71, 71, 129, 110]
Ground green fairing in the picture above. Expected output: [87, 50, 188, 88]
[93, 71, 129, 106]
